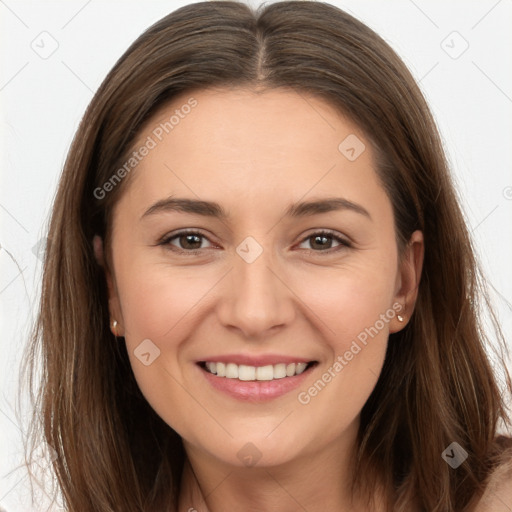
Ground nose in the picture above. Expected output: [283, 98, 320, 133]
[217, 239, 296, 340]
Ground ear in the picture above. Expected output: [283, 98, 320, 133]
[389, 230, 424, 333]
[93, 235, 125, 336]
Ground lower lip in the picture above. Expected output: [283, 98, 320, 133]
[198, 364, 316, 402]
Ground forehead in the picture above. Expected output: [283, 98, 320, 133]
[114, 87, 390, 224]
[134, 86, 360, 163]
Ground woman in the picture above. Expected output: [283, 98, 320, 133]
[22, 1, 512, 511]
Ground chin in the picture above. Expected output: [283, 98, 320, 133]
[196, 427, 313, 469]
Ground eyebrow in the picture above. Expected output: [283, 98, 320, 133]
[141, 196, 371, 221]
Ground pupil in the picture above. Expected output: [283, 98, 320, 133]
[312, 235, 330, 250]
[183, 234, 201, 249]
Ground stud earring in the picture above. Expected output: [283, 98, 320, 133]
[397, 315, 404, 322]
[111, 319, 119, 337]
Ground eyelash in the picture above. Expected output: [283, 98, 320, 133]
[158, 229, 351, 256]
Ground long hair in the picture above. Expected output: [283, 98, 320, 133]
[20, 1, 512, 511]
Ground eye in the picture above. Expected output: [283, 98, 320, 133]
[158, 229, 351, 255]
[160, 230, 215, 253]
[297, 230, 351, 253]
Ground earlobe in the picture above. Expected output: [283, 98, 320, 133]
[390, 230, 424, 333]
[93, 235, 125, 337]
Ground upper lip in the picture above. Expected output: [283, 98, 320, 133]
[197, 354, 315, 366]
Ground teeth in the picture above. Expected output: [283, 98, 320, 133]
[273, 363, 287, 379]
[225, 363, 238, 379]
[286, 363, 296, 377]
[203, 361, 312, 380]
[216, 362, 226, 377]
[295, 362, 307, 375]
[256, 365, 274, 381]
[238, 365, 256, 381]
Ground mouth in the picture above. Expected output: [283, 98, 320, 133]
[198, 360, 318, 381]
[196, 359, 318, 401]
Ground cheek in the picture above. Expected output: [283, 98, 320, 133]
[113, 261, 227, 432]
[294, 256, 398, 347]
[290, 256, 397, 428]
[117, 259, 221, 342]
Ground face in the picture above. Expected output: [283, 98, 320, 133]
[96, 87, 423, 470]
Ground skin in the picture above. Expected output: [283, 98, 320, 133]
[94, 87, 424, 512]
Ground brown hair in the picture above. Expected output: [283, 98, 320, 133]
[21, 1, 512, 511]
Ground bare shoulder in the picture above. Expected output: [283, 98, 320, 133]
[473, 444, 512, 512]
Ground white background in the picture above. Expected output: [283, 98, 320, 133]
[1, 0, 511, 510]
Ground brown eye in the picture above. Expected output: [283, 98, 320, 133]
[160, 230, 214, 253]
[176, 233, 203, 250]
[298, 231, 350, 253]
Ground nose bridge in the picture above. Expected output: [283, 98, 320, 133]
[219, 234, 294, 337]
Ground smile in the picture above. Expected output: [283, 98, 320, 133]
[197, 359, 318, 401]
